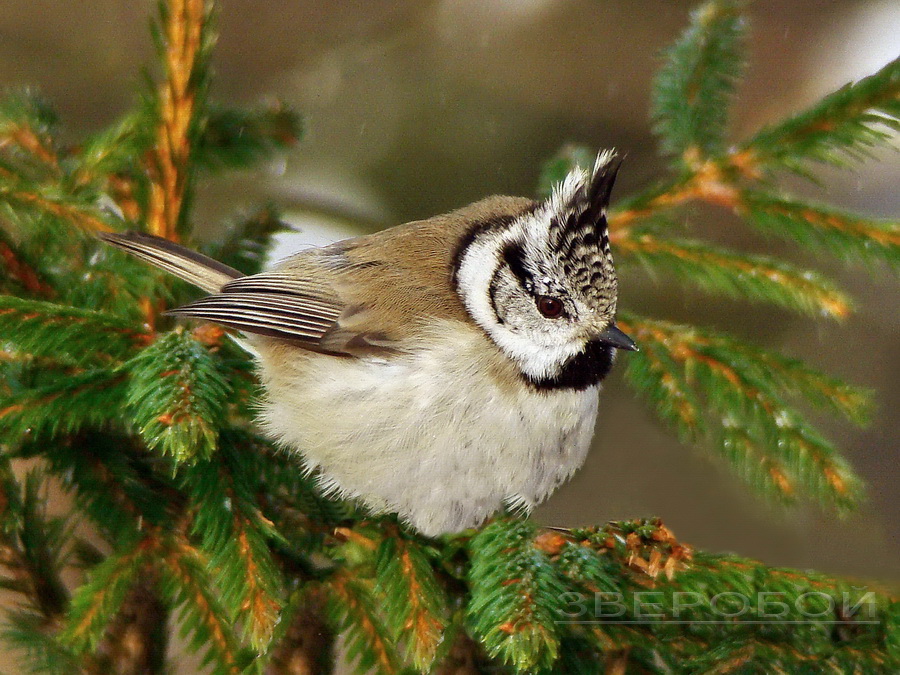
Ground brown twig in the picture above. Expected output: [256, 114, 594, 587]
[1, 125, 60, 173]
[146, 0, 207, 242]
[0, 240, 55, 297]
[608, 147, 762, 240]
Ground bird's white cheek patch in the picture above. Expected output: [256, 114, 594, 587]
[456, 226, 584, 380]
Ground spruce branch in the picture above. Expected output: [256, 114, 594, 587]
[196, 103, 303, 173]
[159, 534, 247, 675]
[35, 432, 174, 542]
[529, 519, 892, 672]
[75, 110, 155, 182]
[0, 179, 116, 234]
[0, 469, 71, 621]
[0, 369, 127, 441]
[146, 0, 213, 241]
[619, 313, 867, 507]
[744, 56, 900, 172]
[616, 234, 852, 319]
[60, 533, 158, 654]
[466, 519, 567, 673]
[651, 0, 746, 160]
[326, 570, 402, 675]
[0, 89, 60, 178]
[0, 229, 55, 298]
[2, 611, 84, 675]
[124, 330, 232, 463]
[0, 296, 149, 367]
[741, 190, 900, 268]
[375, 532, 449, 670]
[184, 437, 285, 650]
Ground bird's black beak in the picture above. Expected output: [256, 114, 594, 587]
[597, 324, 638, 351]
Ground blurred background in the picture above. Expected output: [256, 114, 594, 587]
[0, 0, 896, 607]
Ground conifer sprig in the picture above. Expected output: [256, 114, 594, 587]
[375, 533, 448, 670]
[197, 104, 303, 173]
[0, 90, 60, 178]
[741, 190, 900, 267]
[651, 0, 746, 159]
[326, 571, 402, 675]
[184, 439, 285, 649]
[159, 535, 247, 675]
[619, 313, 867, 507]
[745, 57, 900, 172]
[466, 519, 567, 672]
[61, 532, 159, 654]
[124, 330, 231, 463]
[0, 296, 149, 367]
[0, 369, 128, 441]
[616, 234, 852, 318]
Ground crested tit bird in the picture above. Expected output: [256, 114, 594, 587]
[101, 150, 636, 536]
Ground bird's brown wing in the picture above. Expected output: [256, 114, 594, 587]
[169, 261, 347, 349]
[150, 194, 536, 356]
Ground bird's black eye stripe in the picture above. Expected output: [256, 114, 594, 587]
[502, 242, 533, 291]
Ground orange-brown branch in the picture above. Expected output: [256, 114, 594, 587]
[329, 571, 399, 674]
[620, 318, 855, 498]
[1, 125, 60, 172]
[609, 156, 746, 238]
[0, 241, 54, 297]
[3, 189, 111, 233]
[146, 0, 206, 242]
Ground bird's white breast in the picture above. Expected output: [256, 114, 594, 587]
[254, 322, 599, 536]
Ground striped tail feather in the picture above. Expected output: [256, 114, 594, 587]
[99, 231, 243, 293]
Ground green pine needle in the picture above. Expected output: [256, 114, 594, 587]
[375, 534, 448, 670]
[124, 330, 232, 463]
[0, 295, 147, 367]
[466, 519, 567, 673]
[746, 56, 900, 172]
[617, 234, 853, 319]
[651, 0, 746, 160]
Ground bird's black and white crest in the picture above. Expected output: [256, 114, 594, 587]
[454, 150, 626, 383]
[541, 149, 621, 315]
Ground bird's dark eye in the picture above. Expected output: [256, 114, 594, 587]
[536, 295, 564, 318]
